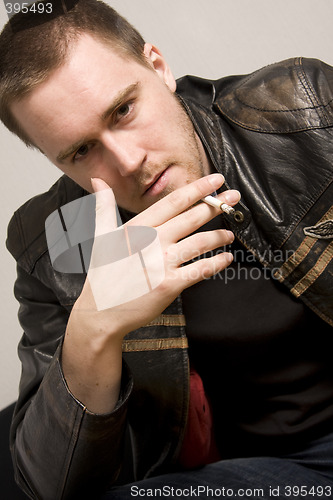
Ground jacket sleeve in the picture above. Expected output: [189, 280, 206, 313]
[10, 264, 133, 500]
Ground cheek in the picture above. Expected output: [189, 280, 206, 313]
[155, 99, 195, 151]
[144, 110, 183, 152]
[139, 88, 181, 144]
[53, 159, 94, 193]
[63, 171, 93, 193]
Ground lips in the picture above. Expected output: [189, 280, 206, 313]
[143, 168, 168, 196]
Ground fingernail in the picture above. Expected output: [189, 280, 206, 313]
[208, 173, 224, 187]
[225, 230, 235, 241]
[224, 190, 241, 204]
[91, 178, 98, 191]
[225, 252, 234, 264]
[91, 178, 111, 193]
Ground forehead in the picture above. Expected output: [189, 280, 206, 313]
[11, 34, 149, 150]
[41, 34, 143, 103]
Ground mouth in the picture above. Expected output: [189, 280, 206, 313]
[142, 166, 171, 197]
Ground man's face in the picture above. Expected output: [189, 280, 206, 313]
[11, 34, 211, 213]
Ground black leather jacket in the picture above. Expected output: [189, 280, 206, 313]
[6, 57, 333, 499]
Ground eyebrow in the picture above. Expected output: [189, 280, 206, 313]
[56, 82, 140, 164]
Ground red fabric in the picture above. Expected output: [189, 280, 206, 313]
[178, 368, 220, 469]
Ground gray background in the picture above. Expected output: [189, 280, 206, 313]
[1, 0, 332, 409]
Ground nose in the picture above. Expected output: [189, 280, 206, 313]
[102, 132, 146, 177]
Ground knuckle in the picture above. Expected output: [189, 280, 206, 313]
[200, 263, 213, 279]
[166, 189, 184, 209]
[193, 232, 207, 250]
[221, 229, 235, 243]
[183, 206, 203, 227]
[165, 244, 178, 263]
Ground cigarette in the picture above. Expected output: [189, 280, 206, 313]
[202, 195, 236, 215]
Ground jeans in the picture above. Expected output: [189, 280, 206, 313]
[102, 431, 333, 499]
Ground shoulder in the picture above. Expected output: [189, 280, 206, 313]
[214, 57, 333, 132]
[6, 175, 87, 273]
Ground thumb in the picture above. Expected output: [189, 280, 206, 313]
[91, 178, 119, 236]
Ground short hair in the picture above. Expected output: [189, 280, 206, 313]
[0, 0, 147, 147]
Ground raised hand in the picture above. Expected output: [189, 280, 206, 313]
[62, 173, 240, 413]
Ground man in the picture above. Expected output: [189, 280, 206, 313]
[1, 1, 333, 499]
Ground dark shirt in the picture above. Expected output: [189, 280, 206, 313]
[181, 214, 333, 458]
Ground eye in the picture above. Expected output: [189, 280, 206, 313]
[115, 101, 134, 122]
[73, 144, 92, 162]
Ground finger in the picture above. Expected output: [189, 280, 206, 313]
[168, 229, 234, 267]
[91, 177, 118, 236]
[128, 173, 225, 227]
[163, 189, 241, 242]
[179, 251, 234, 287]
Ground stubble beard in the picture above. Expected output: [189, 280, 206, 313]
[134, 94, 207, 209]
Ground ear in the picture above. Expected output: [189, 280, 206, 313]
[143, 43, 176, 92]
